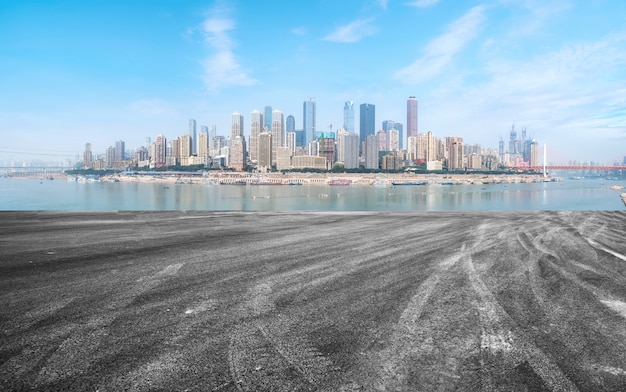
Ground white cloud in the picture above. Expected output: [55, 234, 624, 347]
[422, 31, 626, 161]
[407, 0, 440, 8]
[201, 51, 257, 90]
[395, 5, 485, 83]
[323, 18, 376, 43]
[378, 0, 390, 10]
[199, 7, 256, 91]
[291, 27, 307, 35]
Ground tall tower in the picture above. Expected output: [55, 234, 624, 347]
[83, 143, 93, 169]
[249, 110, 263, 162]
[155, 134, 167, 168]
[263, 106, 272, 130]
[359, 103, 375, 152]
[272, 109, 284, 165]
[343, 101, 355, 133]
[230, 113, 245, 168]
[303, 98, 316, 144]
[407, 97, 418, 144]
[286, 114, 295, 132]
[114, 140, 125, 161]
[189, 119, 197, 155]
[231, 112, 244, 139]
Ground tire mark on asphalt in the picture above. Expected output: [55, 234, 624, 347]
[229, 281, 334, 391]
[369, 243, 467, 391]
[466, 252, 579, 392]
[29, 262, 187, 387]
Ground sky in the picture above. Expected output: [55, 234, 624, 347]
[1, 0, 625, 165]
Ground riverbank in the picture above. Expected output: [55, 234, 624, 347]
[93, 171, 553, 186]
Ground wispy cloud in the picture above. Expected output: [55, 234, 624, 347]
[424, 30, 626, 160]
[323, 18, 376, 43]
[377, 0, 390, 10]
[395, 5, 485, 83]
[291, 27, 307, 35]
[407, 0, 440, 8]
[199, 5, 256, 91]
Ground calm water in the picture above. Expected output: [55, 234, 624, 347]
[1, 177, 625, 211]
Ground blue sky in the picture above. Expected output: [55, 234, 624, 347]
[1, 0, 625, 164]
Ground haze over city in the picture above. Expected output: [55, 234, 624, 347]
[1, 0, 625, 164]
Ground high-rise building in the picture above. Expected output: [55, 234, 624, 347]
[189, 119, 197, 156]
[198, 131, 209, 159]
[286, 131, 296, 152]
[317, 132, 335, 170]
[106, 146, 115, 168]
[179, 134, 192, 160]
[258, 132, 272, 170]
[343, 101, 355, 133]
[388, 129, 400, 152]
[231, 112, 244, 139]
[155, 134, 167, 168]
[286, 114, 295, 133]
[295, 130, 305, 147]
[360, 103, 375, 153]
[337, 129, 359, 169]
[377, 130, 387, 152]
[83, 143, 93, 169]
[249, 110, 263, 162]
[229, 136, 246, 171]
[303, 98, 316, 145]
[264, 106, 272, 130]
[446, 136, 464, 170]
[114, 140, 125, 161]
[365, 134, 379, 169]
[271, 110, 284, 165]
[407, 136, 418, 162]
[230, 113, 246, 169]
[407, 97, 418, 141]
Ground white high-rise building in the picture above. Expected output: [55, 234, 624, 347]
[249, 110, 263, 162]
[337, 129, 359, 169]
[271, 109, 284, 165]
[343, 101, 355, 133]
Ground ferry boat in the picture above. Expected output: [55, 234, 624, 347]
[391, 180, 427, 186]
[328, 179, 352, 186]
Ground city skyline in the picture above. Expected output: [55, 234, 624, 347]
[1, 1, 625, 164]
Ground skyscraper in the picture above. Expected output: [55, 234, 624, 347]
[189, 119, 197, 156]
[365, 134, 379, 169]
[258, 132, 272, 170]
[303, 98, 316, 145]
[83, 143, 93, 169]
[337, 129, 359, 169]
[360, 103, 375, 152]
[271, 109, 284, 165]
[264, 106, 272, 130]
[231, 112, 244, 139]
[155, 134, 167, 168]
[286, 114, 295, 133]
[407, 97, 418, 140]
[230, 113, 245, 169]
[343, 101, 355, 133]
[114, 140, 125, 161]
[249, 110, 263, 162]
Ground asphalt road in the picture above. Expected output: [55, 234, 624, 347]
[1, 211, 625, 391]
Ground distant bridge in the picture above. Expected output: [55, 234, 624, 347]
[515, 165, 626, 172]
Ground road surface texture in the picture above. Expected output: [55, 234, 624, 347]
[1, 211, 625, 391]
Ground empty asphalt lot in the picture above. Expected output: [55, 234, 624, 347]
[1, 211, 625, 391]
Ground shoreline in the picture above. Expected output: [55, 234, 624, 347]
[89, 171, 553, 186]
